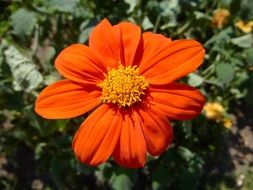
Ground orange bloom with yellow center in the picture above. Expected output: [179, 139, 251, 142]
[35, 19, 205, 168]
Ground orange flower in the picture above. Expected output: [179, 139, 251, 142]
[35, 19, 205, 168]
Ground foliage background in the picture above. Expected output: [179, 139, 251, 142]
[1, 0, 253, 189]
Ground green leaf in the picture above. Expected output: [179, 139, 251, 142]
[204, 27, 232, 47]
[111, 174, 132, 190]
[218, 0, 232, 7]
[204, 78, 223, 87]
[0, 21, 10, 36]
[35, 143, 47, 160]
[124, 0, 138, 13]
[177, 146, 194, 162]
[160, 0, 179, 15]
[78, 27, 93, 43]
[0, 40, 8, 74]
[245, 48, 253, 64]
[47, 0, 78, 13]
[194, 11, 211, 21]
[159, 0, 179, 27]
[241, 0, 253, 17]
[10, 8, 37, 36]
[215, 63, 234, 87]
[44, 72, 61, 85]
[231, 34, 253, 48]
[188, 73, 204, 87]
[142, 16, 154, 30]
[230, 88, 247, 99]
[152, 181, 160, 190]
[4, 45, 43, 92]
[78, 20, 97, 43]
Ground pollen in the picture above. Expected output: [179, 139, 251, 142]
[98, 64, 149, 107]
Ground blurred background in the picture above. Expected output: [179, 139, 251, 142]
[0, 0, 253, 189]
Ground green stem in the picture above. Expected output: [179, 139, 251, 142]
[153, 15, 161, 33]
[175, 22, 190, 36]
[202, 64, 215, 76]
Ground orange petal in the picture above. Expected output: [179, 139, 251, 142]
[112, 22, 141, 66]
[35, 79, 101, 119]
[149, 83, 205, 120]
[89, 19, 120, 68]
[139, 38, 205, 85]
[138, 32, 172, 72]
[73, 105, 122, 166]
[112, 111, 147, 168]
[138, 107, 174, 156]
[55, 44, 107, 85]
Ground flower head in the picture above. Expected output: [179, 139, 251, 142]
[203, 102, 224, 121]
[212, 9, 230, 28]
[98, 64, 149, 107]
[35, 19, 205, 168]
[235, 20, 253, 33]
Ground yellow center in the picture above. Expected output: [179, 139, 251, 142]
[98, 64, 149, 107]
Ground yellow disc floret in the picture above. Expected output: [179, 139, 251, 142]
[98, 64, 149, 107]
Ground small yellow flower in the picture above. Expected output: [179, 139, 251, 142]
[212, 9, 230, 28]
[203, 102, 224, 121]
[223, 118, 233, 129]
[235, 20, 253, 33]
